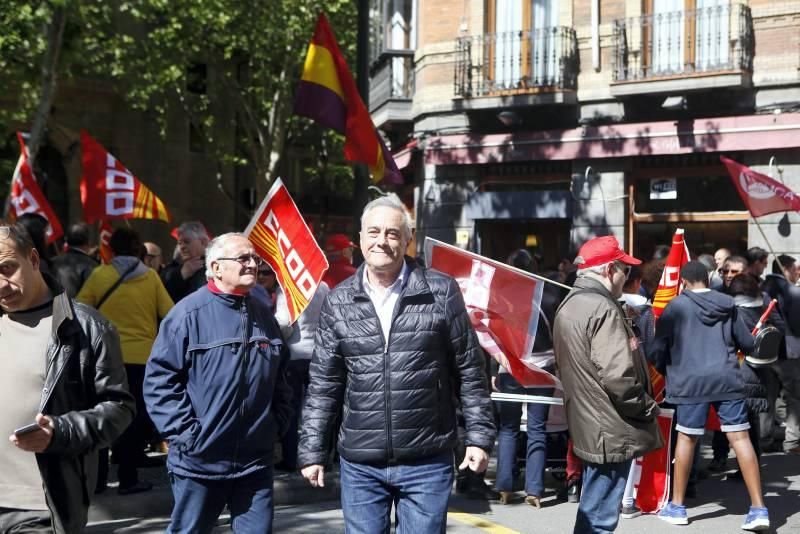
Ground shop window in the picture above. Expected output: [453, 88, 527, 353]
[634, 173, 744, 213]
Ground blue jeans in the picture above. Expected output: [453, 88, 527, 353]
[339, 452, 454, 534]
[167, 468, 274, 534]
[279, 359, 310, 470]
[574, 460, 632, 534]
[494, 373, 552, 496]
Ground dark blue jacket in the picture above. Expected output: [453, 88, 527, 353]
[144, 285, 292, 479]
[650, 289, 754, 404]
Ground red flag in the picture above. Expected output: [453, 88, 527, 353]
[80, 131, 171, 223]
[650, 229, 690, 402]
[294, 13, 402, 185]
[6, 133, 63, 243]
[424, 238, 561, 389]
[244, 178, 329, 323]
[98, 221, 113, 264]
[634, 409, 674, 513]
[721, 155, 800, 217]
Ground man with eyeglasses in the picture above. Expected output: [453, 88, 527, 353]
[144, 232, 293, 533]
[553, 235, 662, 534]
[0, 221, 134, 532]
[721, 255, 749, 290]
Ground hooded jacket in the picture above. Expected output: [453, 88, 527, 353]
[650, 289, 754, 404]
[77, 257, 174, 365]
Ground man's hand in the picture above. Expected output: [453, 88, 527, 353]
[458, 446, 489, 474]
[301, 464, 325, 488]
[9, 414, 54, 453]
[180, 257, 205, 280]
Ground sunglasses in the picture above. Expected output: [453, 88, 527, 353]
[721, 269, 741, 275]
[216, 254, 264, 267]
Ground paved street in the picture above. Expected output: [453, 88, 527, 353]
[86, 445, 800, 533]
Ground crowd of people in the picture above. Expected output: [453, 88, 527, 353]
[1, 205, 796, 533]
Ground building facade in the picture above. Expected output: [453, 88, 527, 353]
[371, 0, 800, 268]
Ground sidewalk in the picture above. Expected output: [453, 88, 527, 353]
[88, 463, 341, 524]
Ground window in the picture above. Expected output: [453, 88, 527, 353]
[487, 0, 560, 90]
[645, 0, 730, 75]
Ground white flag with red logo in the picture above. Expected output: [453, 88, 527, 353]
[244, 178, 329, 323]
[6, 133, 64, 243]
[424, 238, 560, 389]
[721, 156, 800, 217]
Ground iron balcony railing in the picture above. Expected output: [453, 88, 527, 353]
[612, 3, 753, 82]
[369, 48, 415, 111]
[454, 26, 578, 97]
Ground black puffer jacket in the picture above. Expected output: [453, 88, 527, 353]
[298, 258, 495, 466]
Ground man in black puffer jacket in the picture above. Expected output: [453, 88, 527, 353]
[299, 197, 495, 534]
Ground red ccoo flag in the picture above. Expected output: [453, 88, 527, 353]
[80, 131, 171, 224]
[245, 178, 329, 323]
[294, 13, 402, 186]
[6, 133, 64, 243]
[721, 155, 800, 217]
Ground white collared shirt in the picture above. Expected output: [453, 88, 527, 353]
[363, 262, 408, 343]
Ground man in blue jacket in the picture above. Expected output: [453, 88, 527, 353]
[651, 261, 768, 531]
[144, 233, 292, 534]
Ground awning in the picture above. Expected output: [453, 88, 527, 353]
[425, 113, 800, 165]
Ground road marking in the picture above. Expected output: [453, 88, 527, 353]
[448, 509, 521, 534]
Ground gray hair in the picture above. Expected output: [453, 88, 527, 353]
[576, 262, 612, 279]
[360, 195, 413, 239]
[178, 221, 209, 243]
[205, 232, 247, 278]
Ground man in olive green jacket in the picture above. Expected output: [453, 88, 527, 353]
[554, 236, 662, 534]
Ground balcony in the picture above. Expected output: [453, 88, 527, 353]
[611, 3, 753, 96]
[454, 26, 578, 106]
[369, 49, 415, 127]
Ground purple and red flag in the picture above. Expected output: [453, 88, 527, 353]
[294, 13, 402, 186]
[721, 156, 800, 217]
[424, 237, 560, 389]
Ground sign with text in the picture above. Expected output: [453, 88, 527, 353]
[649, 178, 677, 200]
[245, 178, 328, 323]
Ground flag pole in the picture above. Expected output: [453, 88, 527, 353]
[752, 216, 788, 273]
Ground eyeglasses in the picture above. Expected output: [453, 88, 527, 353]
[0, 227, 9, 240]
[721, 269, 742, 275]
[216, 254, 264, 267]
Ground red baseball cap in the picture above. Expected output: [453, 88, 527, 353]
[574, 236, 641, 268]
[325, 233, 356, 253]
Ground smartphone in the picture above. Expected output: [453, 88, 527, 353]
[13, 422, 40, 436]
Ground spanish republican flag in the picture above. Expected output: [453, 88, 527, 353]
[80, 131, 171, 224]
[294, 13, 402, 186]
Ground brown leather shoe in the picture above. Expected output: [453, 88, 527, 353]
[499, 491, 515, 505]
[525, 495, 541, 508]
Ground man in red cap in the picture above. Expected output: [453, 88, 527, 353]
[322, 233, 357, 288]
[553, 235, 662, 534]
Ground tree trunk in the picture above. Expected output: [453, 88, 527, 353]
[27, 5, 67, 172]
